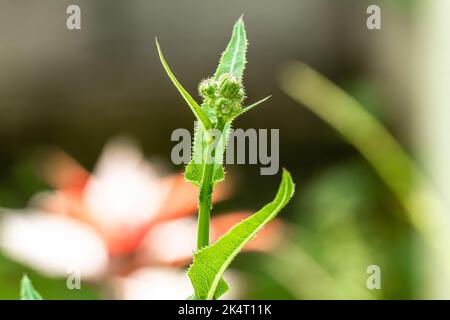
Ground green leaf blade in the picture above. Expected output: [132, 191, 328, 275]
[188, 279, 229, 300]
[185, 122, 231, 186]
[214, 16, 248, 80]
[155, 39, 212, 130]
[236, 95, 271, 118]
[20, 275, 43, 300]
[187, 169, 295, 300]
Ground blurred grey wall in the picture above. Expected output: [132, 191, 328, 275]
[0, 0, 408, 171]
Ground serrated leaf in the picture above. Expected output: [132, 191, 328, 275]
[187, 169, 295, 300]
[20, 274, 43, 300]
[185, 122, 231, 186]
[188, 279, 229, 300]
[214, 16, 247, 80]
[156, 39, 212, 130]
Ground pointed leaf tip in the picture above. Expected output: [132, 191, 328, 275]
[214, 16, 248, 80]
[235, 95, 271, 118]
[155, 39, 212, 130]
[20, 274, 43, 300]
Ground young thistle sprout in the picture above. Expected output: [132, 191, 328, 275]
[156, 16, 294, 300]
[199, 73, 245, 122]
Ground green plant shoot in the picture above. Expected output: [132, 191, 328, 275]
[20, 274, 43, 300]
[156, 16, 295, 299]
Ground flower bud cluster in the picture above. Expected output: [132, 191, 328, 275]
[199, 73, 245, 119]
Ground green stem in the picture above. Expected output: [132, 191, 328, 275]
[197, 152, 215, 249]
[197, 122, 225, 249]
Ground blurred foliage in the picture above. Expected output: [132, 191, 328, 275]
[0, 254, 99, 300]
[261, 161, 417, 299]
[0, 159, 48, 209]
[0, 0, 437, 300]
[382, 0, 422, 13]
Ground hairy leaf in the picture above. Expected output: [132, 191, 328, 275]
[156, 39, 212, 130]
[236, 96, 271, 118]
[214, 16, 248, 80]
[185, 122, 231, 186]
[20, 275, 43, 300]
[188, 279, 229, 300]
[187, 169, 295, 299]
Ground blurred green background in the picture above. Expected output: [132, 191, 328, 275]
[1, 0, 449, 299]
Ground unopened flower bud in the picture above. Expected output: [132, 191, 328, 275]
[214, 97, 232, 116]
[199, 78, 218, 99]
[218, 73, 244, 102]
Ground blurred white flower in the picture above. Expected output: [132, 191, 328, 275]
[0, 136, 284, 299]
[114, 267, 244, 300]
[0, 211, 108, 279]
